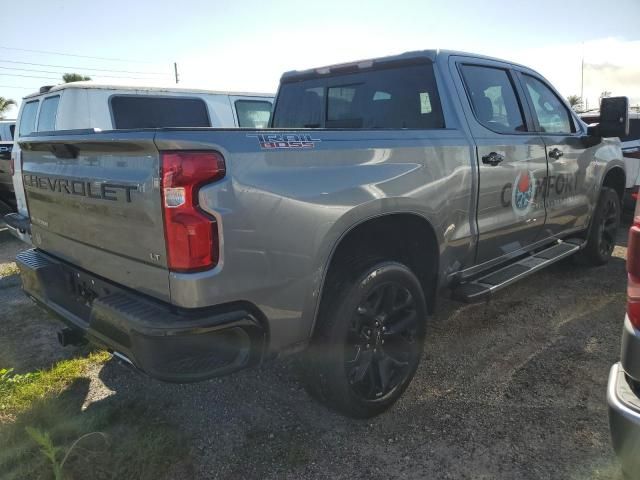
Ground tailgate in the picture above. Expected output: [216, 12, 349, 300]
[20, 131, 170, 301]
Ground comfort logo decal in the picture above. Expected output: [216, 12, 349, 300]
[247, 133, 321, 149]
[501, 171, 580, 213]
[512, 171, 536, 217]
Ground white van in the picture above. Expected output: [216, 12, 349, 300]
[0, 119, 16, 205]
[6, 82, 274, 242]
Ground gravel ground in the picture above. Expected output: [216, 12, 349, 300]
[0, 203, 629, 479]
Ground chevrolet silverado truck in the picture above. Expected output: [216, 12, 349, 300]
[14, 50, 629, 418]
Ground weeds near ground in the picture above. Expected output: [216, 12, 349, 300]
[0, 353, 191, 479]
[0, 261, 19, 277]
[26, 427, 108, 480]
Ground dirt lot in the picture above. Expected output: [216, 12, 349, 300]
[0, 206, 629, 479]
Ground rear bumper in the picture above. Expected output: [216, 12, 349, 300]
[16, 249, 266, 382]
[621, 316, 640, 381]
[608, 363, 640, 476]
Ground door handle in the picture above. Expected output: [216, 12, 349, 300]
[482, 152, 504, 166]
[549, 148, 564, 160]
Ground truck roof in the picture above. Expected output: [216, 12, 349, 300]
[23, 81, 274, 100]
[280, 49, 531, 83]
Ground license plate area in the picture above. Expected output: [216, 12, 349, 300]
[63, 266, 116, 309]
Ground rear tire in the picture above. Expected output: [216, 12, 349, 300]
[582, 187, 620, 266]
[303, 261, 427, 418]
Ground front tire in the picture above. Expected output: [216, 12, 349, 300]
[582, 187, 620, 266]
[303, 261, 427, 418]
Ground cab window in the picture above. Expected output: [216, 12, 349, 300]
[460, 64, 527, 134]
[37, 96, 60, 132]
[19, 100, 39, 136]
[272, 64, 444, 129]
[110, 96, 210, 129]
[521, 74, 574, 134]
[235, 100, 272, 128]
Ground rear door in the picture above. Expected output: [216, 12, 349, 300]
[453, 58, 547, 265]
[20, 132, 170, 300]
[517, 73, 593, 236]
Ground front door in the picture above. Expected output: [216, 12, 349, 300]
[518, 73, 594, 237]
[456, 61, 547, 265]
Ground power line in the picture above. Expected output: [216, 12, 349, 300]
[0, 59, 168, 75]
[0, 65, 172, 81]
[0, 72, 59, 80]
[0, 65, 61, 75]
[0, 85, 39, 89]
[0, 45, 159, 64]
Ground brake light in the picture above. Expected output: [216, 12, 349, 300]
[627, 198, 640, 329]
[160, 151, 226, 272]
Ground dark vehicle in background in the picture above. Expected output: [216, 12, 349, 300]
[0, 119, 16, 206]
[582, 112, 640, 210]
[608, 195, 640, 478]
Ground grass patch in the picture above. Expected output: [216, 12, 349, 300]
[0, 351, 110, 422]
[0, 262, 19, 278]
[0, 353, 191, 479]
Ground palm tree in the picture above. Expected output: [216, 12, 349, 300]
[62, 73, 91, 83]
[566, 95, 583, 111]
[0, 97, 16, 119]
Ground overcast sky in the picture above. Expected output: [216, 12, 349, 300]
[2, 0, 639, 118]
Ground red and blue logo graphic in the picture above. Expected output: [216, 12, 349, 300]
[512, 171, 536, 216]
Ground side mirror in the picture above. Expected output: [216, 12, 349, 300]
[597, 96, 630, 138]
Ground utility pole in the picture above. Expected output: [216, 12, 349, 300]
[174, 62, 179, 84]
[580, 42, 584, 108]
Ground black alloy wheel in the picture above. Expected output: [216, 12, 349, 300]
[345, 281, 419, 401]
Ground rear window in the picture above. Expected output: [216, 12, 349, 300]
[19, 100, 39, 136]
[110, 96, 211, 129]
[272, 64, 444, 129]
[235, 100, 272, 128]
[37, 95, 60, 132]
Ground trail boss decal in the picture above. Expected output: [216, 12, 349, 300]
[501, 171, 579, 215]
[247, 133, 321, 149]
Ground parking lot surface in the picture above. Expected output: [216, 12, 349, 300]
[0, 206, 628, 479]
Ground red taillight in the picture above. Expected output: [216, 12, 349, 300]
[160, 151, 226, 272]
[627, 200, 640, 328]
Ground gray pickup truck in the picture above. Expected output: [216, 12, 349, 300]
[13, 50, 629, 418]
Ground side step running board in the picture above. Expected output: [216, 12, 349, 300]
[452, 239, 583, 303]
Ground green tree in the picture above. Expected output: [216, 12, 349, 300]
[62, 73, 91, 83]
[0, 96, 16, 119]
[566, 94, 583, 111]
